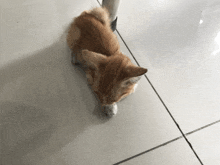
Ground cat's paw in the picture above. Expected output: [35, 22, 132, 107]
[102, 103, 118, 117]
[71, 52, 80, 65]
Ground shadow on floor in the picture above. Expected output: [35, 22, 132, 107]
[0, 30, 109, 165]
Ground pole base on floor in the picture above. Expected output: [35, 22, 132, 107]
[111, 17, 118, 32]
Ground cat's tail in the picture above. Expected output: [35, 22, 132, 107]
[87, 7, 110, 26]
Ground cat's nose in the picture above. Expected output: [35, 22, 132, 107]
[102, 103, 118, 117]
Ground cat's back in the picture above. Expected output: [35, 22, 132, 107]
[73, 12, 120, 56]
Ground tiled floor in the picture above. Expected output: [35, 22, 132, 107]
[1, 0, 220, 164]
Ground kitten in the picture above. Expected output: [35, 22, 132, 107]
[67, 7, 147, 116]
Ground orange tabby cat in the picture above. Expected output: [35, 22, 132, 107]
[67, 7, 147, 116]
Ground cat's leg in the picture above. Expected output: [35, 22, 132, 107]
[71, 51, 80, 65]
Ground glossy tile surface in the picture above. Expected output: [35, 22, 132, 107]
[187, 122, 220, 165]
[1, 0, 97, 66]
[0, 0, 181, 165]
[117, 0, 220, 133]
[120, 139, 201, 165]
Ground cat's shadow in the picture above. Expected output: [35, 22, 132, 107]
[0, 31, 110, 165]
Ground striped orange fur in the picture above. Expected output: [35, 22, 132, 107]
[67, 7, 147, 108]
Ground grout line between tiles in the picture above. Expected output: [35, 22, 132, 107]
[185, 119, 220, 136]
[112, 119, 220, 165]
[115, 29, 204, 165]
[96, 0, 101, 6]
[113, 136, 183, 165]
[95, 1, 208, 164]
[114, 117, 220, 165]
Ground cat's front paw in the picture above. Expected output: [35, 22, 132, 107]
[102, 103, 118, 117]
[71, 52, 80, 65]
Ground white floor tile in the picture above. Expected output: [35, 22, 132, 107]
[0, 31, 181, 164]
[0, 0, 98, 67]
[187, 123, 220, 165]
[0, 1, 181, 165]
[117, 0, 220, 133]
[120, 139, 200, 165]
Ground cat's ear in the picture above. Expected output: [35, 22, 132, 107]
[81, 50, 107, 69]
[122, 66, 147, 87]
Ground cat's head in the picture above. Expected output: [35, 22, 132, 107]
[80, 50, 147, 113]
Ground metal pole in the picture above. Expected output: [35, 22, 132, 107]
[102, 0, 120, 31]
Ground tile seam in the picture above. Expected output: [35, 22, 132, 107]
[185, 119, 220, 136]
[115, 29, 203, 165]
[113, 136, 183, 165]
[113, 119, 220, 165]
[95, 1, 204, 164]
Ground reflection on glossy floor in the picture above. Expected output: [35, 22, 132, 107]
[1, 0, 220, 164]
